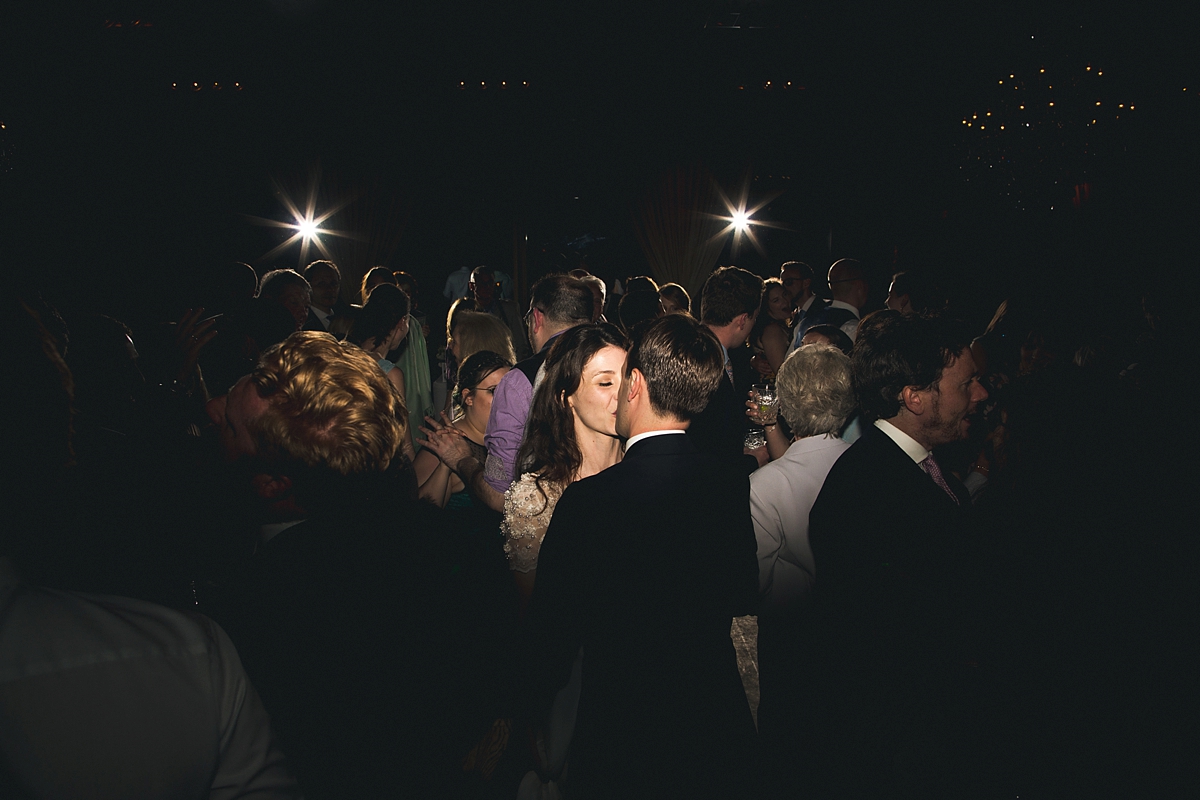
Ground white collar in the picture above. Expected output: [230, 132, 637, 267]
[874, 418, 930, 464]
[829, 299, 860, 317]
[625, 429, 686, 450]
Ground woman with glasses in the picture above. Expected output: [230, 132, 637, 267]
[414, 349, 512, 508]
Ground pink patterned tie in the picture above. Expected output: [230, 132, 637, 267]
[920, 455, 960, 505]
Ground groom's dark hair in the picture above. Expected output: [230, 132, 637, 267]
[626, 314, 724, 420]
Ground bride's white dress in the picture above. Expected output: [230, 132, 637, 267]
[503, 473, 580, 800]
[501, 473, 564, 574]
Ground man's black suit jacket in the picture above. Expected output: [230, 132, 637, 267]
[528, 433, 760, 798]
[302, 307, 328, 332]
[806, 423, 989, 796]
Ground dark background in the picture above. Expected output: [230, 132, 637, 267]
[2, 0, 1196, 330]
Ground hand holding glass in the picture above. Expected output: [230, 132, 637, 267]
[753, 384, 778, 427]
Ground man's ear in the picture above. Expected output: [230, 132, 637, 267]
[251, 473, 293, 500]
[733, 312, 751, 331]
[900, 385, 926, 416]
[627, 368, 644, 403]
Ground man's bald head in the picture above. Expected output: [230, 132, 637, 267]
[828, 258, 868, 308]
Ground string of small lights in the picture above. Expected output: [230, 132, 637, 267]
[170, 82, 243, 91]
[458, 81, 530, 89]
[957, 62, 1136, 212]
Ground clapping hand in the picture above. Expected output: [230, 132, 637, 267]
[418, 412, 473, 471]
[169, 308, 219, 386]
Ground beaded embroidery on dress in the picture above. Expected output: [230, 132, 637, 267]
[501, 472, 564, 573]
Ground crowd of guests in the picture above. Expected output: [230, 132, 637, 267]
[1, 251, 1188, 799]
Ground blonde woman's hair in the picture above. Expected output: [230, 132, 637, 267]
[775, 344, 855, 438]
[451, 310, 516, 365]
[248, 331, 406, 475]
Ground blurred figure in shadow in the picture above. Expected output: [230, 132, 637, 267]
[203, 331, 502, 798]
[884, 270, 942, 315]
[470, 265, 532, 361]
[301, 260, 351, 333]
[965, 293, 1190, 798]
[1, 297, 299, 799]
[657, 282, 690, 316]
[346, 283, 416, 461]
[688, 265, 764, 471]
[616, 288, 663, 334]
[748, 277, 792, 380]
[257, 269, 311, 332]
[799, 323, 854, 355]
[198, 262, 262, 396]
[51, 306, 219, 606]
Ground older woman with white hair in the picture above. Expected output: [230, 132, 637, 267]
[749, 343, 857, 786]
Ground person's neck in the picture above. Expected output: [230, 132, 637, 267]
[625, 411, 688, 440]
[705, 322, 743, 350]
[456, 412, 487, 445]
[313, 302, 332, 314]
[884, 414, 934, 451]
[574, 425, 622, 480]
[363, 338, 389, 359]
[537, 322, 573, 352]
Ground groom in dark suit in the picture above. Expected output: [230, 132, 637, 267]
[803, 313, 993, 798]
[528, 313, 761, 799]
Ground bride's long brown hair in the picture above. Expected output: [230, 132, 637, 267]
[517, 323, 626, 512]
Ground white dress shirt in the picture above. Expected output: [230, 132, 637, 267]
[828, 299, 861, 342]
[749, 434, 851, 615]
[873, 418, 930, 464]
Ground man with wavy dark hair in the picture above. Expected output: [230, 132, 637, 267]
[528, 313, 760, 799]
[804, 313, 992, 797]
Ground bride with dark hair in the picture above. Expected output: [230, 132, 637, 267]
[502, 323, 627, 606]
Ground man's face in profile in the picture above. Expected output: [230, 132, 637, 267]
[921, 348, 988, 447]
[206, 375, 269, 462]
